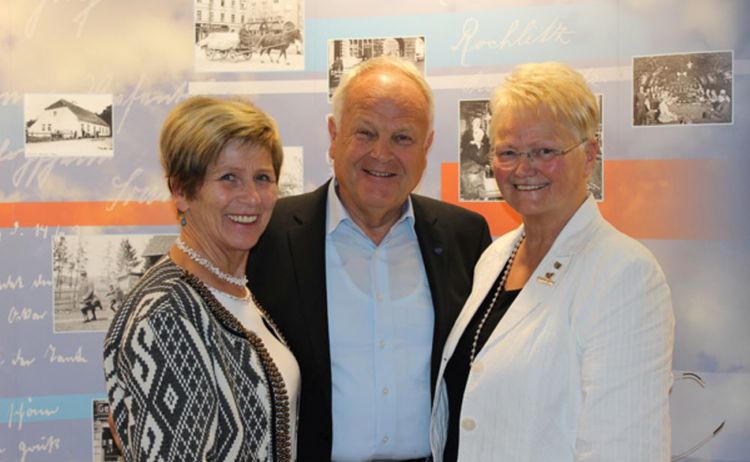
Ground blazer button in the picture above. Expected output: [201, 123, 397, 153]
[461, 418, 476, 431]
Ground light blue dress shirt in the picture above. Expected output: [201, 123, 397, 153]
[326, 182, 434, 462]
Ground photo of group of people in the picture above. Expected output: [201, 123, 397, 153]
[633, 50, 733, 126]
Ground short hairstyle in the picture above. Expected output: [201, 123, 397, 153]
[159, 96, 283, 200]
[331, 56, 434, 130]
[490, 62, 599, 142]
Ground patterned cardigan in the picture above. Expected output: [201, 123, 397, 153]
[103, 258, 292, 461]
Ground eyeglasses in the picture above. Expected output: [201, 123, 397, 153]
[492, 138, 588, 169]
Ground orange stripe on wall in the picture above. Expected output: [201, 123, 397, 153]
[0, 204, 13, 228]
[0, 159, 729, 237]
[441, 159, 729, 240]
[0, 201, 177, 228]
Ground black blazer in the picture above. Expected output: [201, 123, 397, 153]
[247, 180, 491, 461]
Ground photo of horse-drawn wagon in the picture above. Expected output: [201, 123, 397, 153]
[195, 19, 304, 72]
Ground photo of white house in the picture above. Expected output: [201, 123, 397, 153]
[25, 94, 114, 157]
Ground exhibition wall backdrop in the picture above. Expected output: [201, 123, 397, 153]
[1, 0, 748, 460]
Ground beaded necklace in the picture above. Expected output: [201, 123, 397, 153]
[176, 237, 248, 288]
[469, 233, 525, 365]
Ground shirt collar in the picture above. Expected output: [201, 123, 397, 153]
[326, 179, 415, 237]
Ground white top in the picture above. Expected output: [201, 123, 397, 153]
[211, 287, 301, 461]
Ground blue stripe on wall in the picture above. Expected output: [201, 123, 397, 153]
[0, 394, 107, 426]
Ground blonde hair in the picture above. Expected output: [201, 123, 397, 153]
[331, 55, 434, 130]
[159, 96, 283, 200]
[490, 62, 599, 141]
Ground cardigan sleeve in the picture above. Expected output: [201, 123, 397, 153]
[574, 252, 675, 462]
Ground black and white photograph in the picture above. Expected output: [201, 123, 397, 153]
[458, 99, 498, 201]
[52, 233, 176, 333]
[194, 0, 304, 72]
[328, 36, 425, 100]
[279, 146, 304, 197]
[591, 93, 604, 201]
[24, 94, 113, 158]
[458, 96, 603, 202]
[92, 399, 122, 462]
[633, 50, 733, 126]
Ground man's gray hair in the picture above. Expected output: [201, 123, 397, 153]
[330, 56, 434, 130]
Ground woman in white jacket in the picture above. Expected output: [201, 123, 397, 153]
[430, 62, 674, 462]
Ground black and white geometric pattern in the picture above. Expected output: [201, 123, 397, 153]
[104, 258, 284, 461]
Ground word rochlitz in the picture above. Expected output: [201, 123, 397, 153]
[452, 17, 575, 66]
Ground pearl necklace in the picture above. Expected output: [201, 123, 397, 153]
[469, 233, 525, 365]
[176, 237, 248, 288]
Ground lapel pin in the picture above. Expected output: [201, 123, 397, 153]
[433, 247, 443, 256]
[537, 272, 556, 286]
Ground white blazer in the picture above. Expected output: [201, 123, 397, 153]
[430, 196, 674, 462]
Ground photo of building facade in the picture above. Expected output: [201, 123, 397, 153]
[26, 99, 111, 141]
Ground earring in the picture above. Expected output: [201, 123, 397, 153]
[180, 214, 187, 226]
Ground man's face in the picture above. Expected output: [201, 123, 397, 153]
[328, 68, 433, 227]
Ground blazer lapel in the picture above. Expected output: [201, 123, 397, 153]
[478, 196, 601, 356]
[287, 182, 332, 393]
[412, 198, 449, 388]
[413, 196, 444, 314]
[479, 252, 573, 354]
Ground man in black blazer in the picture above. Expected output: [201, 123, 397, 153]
[248, 56, 491, 461]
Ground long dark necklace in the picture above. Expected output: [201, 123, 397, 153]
[468, 233, 525, 365]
